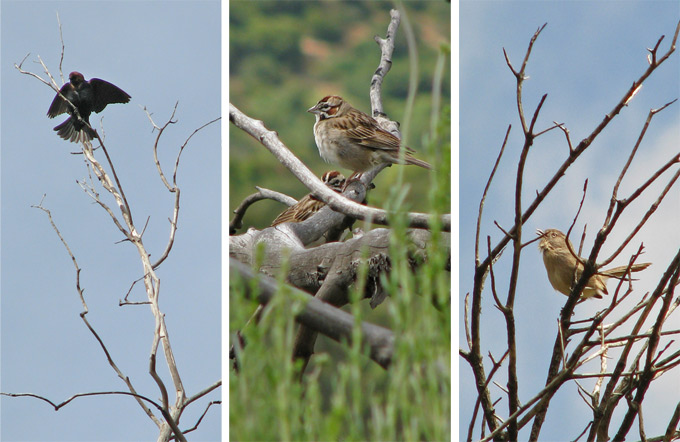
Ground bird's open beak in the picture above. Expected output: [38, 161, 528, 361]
[536, 229, 545, 237]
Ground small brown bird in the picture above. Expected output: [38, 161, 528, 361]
[47, 71, 131, 143]
[537, 228, 651, 300]
[307, 95, 431, 173]
[271, 171, 345, 226]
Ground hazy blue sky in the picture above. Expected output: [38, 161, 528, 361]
[1, 1, 221, 440]
[460, 1, 679, 440]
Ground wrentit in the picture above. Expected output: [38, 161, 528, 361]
[537, 228, 651, 300]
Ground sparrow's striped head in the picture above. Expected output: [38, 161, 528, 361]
[321, 170, 346, 191]
[308, 95, 347, 120]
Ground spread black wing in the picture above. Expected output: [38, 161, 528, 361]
[89, 79, 131, 113]
[46, 83, 75, 118]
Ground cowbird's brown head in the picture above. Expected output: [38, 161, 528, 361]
[69, 71, 85, 86]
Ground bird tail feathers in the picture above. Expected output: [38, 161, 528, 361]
[53, 117, 96, 143]
[600, 262, 652, 278]
[405, 155, 432, 170]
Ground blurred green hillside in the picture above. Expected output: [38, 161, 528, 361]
[229, 1, 451, 230]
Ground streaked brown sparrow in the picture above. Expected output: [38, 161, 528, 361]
[271, 171, 346, 226]
[307, 95, 431, 173]
[537, 228, 651, 299]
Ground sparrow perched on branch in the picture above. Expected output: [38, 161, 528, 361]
[537, 228, 651, 300]
[47, 71, 131, 143]
[271, 171, 346, 226]
[307, 95, 431, 173]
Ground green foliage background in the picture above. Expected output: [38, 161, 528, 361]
[229, 2, 451, 440]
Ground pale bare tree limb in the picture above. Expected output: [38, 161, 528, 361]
[31, 198, 161, 427]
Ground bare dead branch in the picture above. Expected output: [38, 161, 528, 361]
[145, 107, 218, 270]
[503, 23, 547, 133]
[31, 199, 161, 426]
[55, 12, 65, 82]
[475, 125, 511, 265]
[464, 292, 472, 352]
[229, 187, 297, 234]
[604, 100, 678, 227]
[120, 275, 151, 306]
[173, 117, 220, 185]
[466, 350, 509, 442]
[175, 400, 221, 439]
[370, 9, 400, 119]
[487, 236, 505, 312]
[0, 390, 162, 412]
[231, 258, 395, 369]
[664, 401, 680, 442]
[181, 380, 222, 411]
[601, 155, 680, 267]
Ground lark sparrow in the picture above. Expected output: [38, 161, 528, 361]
[307, 95, 431, 173]
[271, 171, 346, 226]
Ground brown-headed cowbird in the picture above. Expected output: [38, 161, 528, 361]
[47, 71, 131, 143]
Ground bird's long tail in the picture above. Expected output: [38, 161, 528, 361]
[600, 262, 652, 278]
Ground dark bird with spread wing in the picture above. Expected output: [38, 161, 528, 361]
[47, 71, 131, 143]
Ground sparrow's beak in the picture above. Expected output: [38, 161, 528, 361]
[536, 229, 545, 237]
[307, 104, 319, 114]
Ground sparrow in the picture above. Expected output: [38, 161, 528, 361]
[307, 95, 431, 173]
[271, 171, 346, 226]
[537, 228, 651, 299]
[47, 71, 131, 143]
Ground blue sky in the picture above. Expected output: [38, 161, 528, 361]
[1, 1, 221, 440]
[460, 1, 679, 440]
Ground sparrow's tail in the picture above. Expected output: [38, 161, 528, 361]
[405, 154, 432, 170]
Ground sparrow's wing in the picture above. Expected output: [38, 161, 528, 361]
[271, 195, 324, 226]
[341, 110, 404, 152]
[47, 83, 75, 118]
[89, 79, 131, 113]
